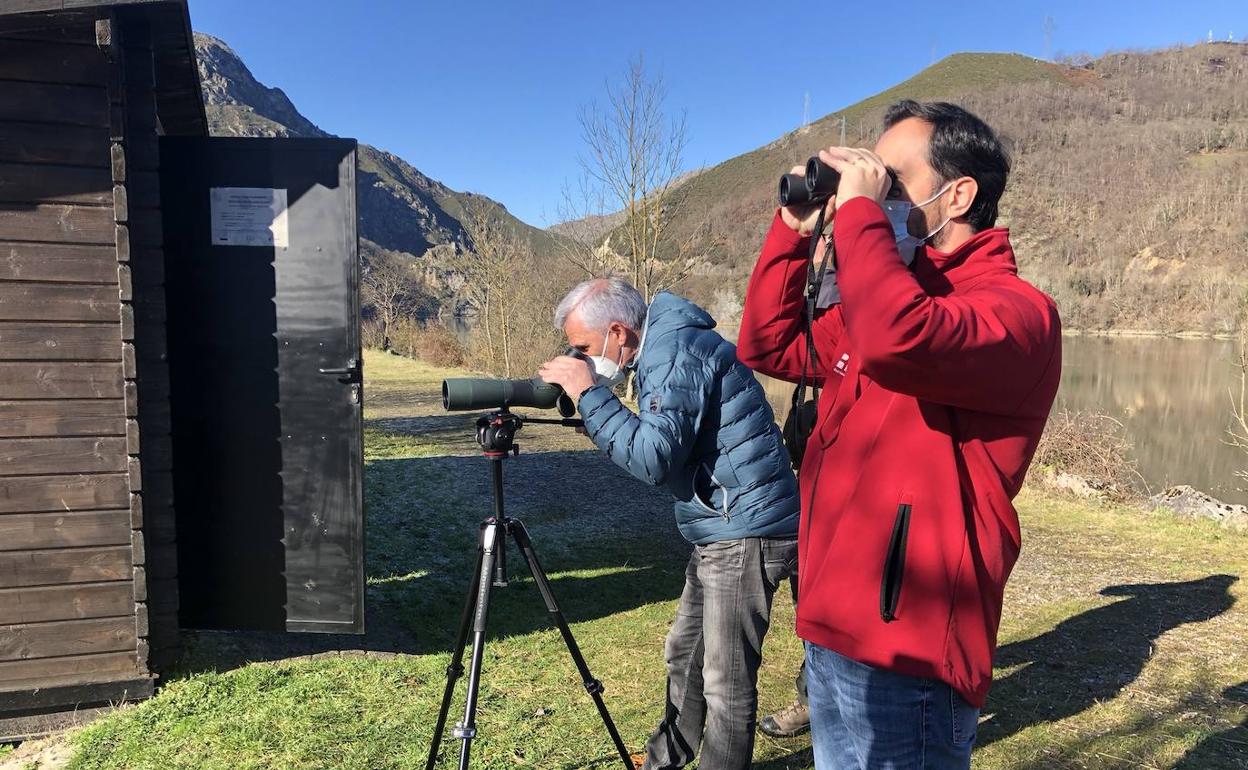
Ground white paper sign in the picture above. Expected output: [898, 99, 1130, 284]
[210, 187, 289, 247]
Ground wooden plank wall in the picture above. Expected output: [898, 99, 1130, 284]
[114, 9, 180, 673]
[0, 13, 145, 700]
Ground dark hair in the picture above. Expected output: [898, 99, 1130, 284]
[883, 100, 1010, 232]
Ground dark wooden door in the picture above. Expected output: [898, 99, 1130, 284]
[160, 137, 364, 633]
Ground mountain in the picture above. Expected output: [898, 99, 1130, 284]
[194, 33, 1248, 335]
[195, 34, 328, 139]
[192, 33, 563, 308]
[662, 45, 1248, 334]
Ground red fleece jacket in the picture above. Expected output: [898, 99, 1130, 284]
[737, 198, 1061, 706]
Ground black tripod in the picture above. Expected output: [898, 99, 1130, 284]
[425, 409, 634, 770]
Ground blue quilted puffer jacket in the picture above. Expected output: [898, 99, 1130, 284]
[577, 292, 799, 545]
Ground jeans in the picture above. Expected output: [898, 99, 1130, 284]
[643, 535, 798, 770]
[805, 643, 979, 770]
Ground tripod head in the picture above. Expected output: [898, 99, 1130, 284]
[475, 408, 585, 458]
[472, 408, 587, 586]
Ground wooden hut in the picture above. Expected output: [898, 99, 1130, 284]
[0, 0, 364, 740]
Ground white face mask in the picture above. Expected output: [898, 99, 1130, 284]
[588, 329, 627, 388]
[815, 183, 956, 309]
[883, 181, 955, 261]
[881, 199, 920, 267]
[915, 181, 955, 242]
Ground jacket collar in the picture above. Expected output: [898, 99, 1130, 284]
[914, 227, 1018, 290]
[632, 304, 652, 368]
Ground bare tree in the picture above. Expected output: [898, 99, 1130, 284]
[565, 55, 695, 299]
[455, 198, 539, 377]
[361, 255, 424, 350]
[553, 176, 620, 277]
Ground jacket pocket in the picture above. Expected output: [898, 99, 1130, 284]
[879, 501, 912, 623]
[692, 462, 732, 521]
[760, 536, 799, 590]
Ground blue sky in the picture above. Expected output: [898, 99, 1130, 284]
[191, 1, 1245, 227]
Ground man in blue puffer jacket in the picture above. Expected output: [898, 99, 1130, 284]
[538, 277, 799, 770]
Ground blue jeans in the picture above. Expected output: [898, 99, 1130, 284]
[805, 643, 979, 770]
[642, 536, 798, 770]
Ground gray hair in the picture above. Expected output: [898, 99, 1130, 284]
[554, 277, 647, 333]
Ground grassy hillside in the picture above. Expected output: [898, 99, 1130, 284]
[674, 52, 1068, 234]
[665, 45, 1248, 336]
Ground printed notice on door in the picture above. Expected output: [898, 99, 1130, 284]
[210, 187, 289, 247]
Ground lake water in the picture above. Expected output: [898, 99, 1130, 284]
[761, 336, 1247, 503]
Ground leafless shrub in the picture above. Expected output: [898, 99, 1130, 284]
[362, 317, 385, 349]
[389, 318, 466, 369]
[452, 199, 570, 377]
[1032, 409, 1147, 501]
[460, 280, 566, 379]
[361, 254, 427, 350]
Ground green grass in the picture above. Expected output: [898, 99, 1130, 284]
[58, 350, 1248, 769]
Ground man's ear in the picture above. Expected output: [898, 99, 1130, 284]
[626, 323, 643, 348]
[947, 176, 978, 220]
[609, 321, 637, 350]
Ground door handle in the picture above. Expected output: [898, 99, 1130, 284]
[319, 358, 362, 383]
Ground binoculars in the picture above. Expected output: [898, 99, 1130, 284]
[778, 156, 895, 207]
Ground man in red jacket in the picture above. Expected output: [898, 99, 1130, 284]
[738, 100, 1061, 768]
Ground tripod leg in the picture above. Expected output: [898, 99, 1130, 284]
[425, 537, 486, 770]
[453, 519, 503, 770]
[509, 520, 635, 770]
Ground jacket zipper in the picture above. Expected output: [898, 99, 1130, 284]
[691, 464, 732, 521]
[711, 472, 731, 521]
[880, 502, 911, 623]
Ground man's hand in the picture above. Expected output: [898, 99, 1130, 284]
[817, 147, 891, 206]
[538, 355, 596, 403]
[780, 164, 836, 236]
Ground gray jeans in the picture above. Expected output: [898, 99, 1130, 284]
[643, 535, 799, 770]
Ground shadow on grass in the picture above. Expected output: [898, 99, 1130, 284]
[1173, 680, 1248, 769]
[742, 575, 1237, 770]
[364, 413, 475, 436]
[979, 574, 1238, 748]
[178, 449, 687, 674]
